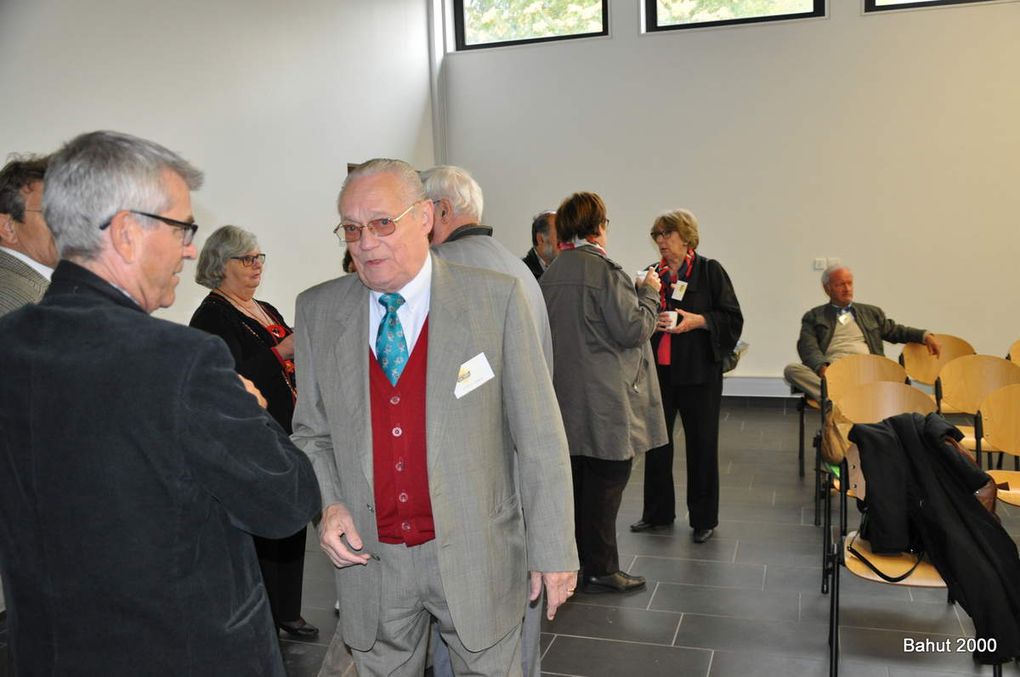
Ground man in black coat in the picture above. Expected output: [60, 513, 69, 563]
[522, 210, 558, 278]
[0, 131, 321, 676]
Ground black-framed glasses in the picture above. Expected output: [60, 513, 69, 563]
[333, 200, 422, 243]
[650, 228, 671, 240]
[230, 253, 266, 267]
[100, 210, 198, 246]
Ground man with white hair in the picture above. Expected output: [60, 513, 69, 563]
[422, 164, 553, 676]
[424, 164, 552, 372]
[784, 264, 941, 400]
[0, 130, 321, 675]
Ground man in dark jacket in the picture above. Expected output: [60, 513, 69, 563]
[522, 210, 558, 278]
[784, 264, 941, 399]
[0, 130, 321, 676]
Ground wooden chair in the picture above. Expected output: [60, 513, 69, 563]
[935, 356, 1020, 467]
[979, 384, 1020, 507]
[815, 355, 908, 528]
[819, 382, 935, 593]
[900, 333, 975, 386]
[1008, 339, 1020, 366]
[827, 428, 1003, 677]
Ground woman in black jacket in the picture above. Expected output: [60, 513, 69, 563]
[630, 209, 743, 543]
[190, 225, 316, 638]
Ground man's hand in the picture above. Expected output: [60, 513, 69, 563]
[319, 502, 372, 568]
[924, 333, 942, 358]
[238, 375, 267, 409]
[531, 570, 577, 621]
[640, 270, 662, 293]
[817, 364, 828, 378]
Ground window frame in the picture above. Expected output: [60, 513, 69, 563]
[644, 0, 826, 33]
[453, 0, 609, 51]
[864, 0, 1003, 11]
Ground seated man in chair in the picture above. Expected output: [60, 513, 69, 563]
[784, 265, 941, 401]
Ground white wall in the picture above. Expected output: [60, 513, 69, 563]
[0, 0, 434, 325]
[440, 0, 1020, 387]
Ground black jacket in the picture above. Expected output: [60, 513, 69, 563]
[0, 261, 321, 675]
[850, 413, 1020, 664]
[650, 255, 742, 385]
[522, 247, 544, 279]
[190, 293, 296, 433]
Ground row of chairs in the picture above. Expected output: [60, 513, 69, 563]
[799, 337, 1020, 525]
[825, 381, 1020, 676]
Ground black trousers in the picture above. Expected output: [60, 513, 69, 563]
[641, 364, 723, 530]
[571, 455, 633, 577]
[254, 526, 308, 623]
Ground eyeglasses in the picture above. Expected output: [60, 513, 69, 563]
[100, 210, 199, 246]
[231, 253, 266, 267]
[650, 229, 672, 240]
[334, 200, 421, 243]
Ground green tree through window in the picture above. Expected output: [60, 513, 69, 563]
[649, 0, 822, 30]
[456, 0, 607, 49]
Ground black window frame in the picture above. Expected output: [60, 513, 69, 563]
[453, 0, 609, 51]
[865, 0, 1001, 11]
[645, 0, 825, 32]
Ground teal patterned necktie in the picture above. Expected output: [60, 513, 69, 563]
[376, 293, 409, 385]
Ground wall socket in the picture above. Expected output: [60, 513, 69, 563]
[813, 258, 826, 271]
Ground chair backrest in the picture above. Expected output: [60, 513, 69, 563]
[823, 354, 907, 404]
[936, 355, 1020, 416]
[900, 334, 976, 385]
[1009, 339, 1020, 366]
[834, 381, 937, 425]
[978, 384, 1020, 458]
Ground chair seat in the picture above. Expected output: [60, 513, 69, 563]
[957, 425, 1001, 453]
[843, 531, 946, 587]
[988, 470, 1020, 508]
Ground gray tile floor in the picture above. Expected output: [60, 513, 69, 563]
[3, 397, 1018, 676]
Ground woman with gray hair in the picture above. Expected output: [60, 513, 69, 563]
[189, 225, 317, 639]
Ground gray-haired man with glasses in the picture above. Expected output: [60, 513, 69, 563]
[293, 158, 577, 676]
[0, 130, 321, 676]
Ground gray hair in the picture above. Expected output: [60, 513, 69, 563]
[195, 225, 259, 289]
[337, 159, 425, 214]
[821, 264, 850, 286]
[0, 154, 49, 222]
[531, 210, 555, 246]
[43, 130, 203, 260]
[420, 165, 484, 222]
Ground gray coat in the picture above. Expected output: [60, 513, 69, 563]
[433, 229, 553, 373]
[541, 247, 668, 461]
[796, 302, 927, 373]
[0, 248, 48, 317]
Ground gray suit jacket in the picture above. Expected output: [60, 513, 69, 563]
[0, 249, 48, 317]
[796, 302, 927, 373]
[291, 255, 577, 652]
[433, 232, 553, 373]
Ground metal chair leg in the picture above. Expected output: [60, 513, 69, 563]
[797, 396, 806, 478]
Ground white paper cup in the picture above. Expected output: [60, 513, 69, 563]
[664, 311, 679, 329]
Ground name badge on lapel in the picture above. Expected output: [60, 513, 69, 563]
[671, 280, 688, 302]
[454, 352, 495, 399]
[838, 313, 850, 325]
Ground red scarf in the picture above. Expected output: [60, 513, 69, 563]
[655, 249, 695, 365]
[558, 238, 607, 257]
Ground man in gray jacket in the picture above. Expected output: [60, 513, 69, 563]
[0, 154, 56, 317]
[784, 265, 941, 400]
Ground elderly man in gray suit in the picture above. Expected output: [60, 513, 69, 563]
[423, 164, 552, 677]
[0, 154, 57, 317]
[292, 158, 577, 676]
